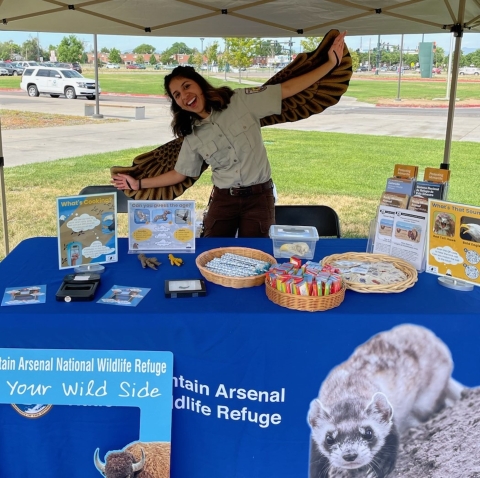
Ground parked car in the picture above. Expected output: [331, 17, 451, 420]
[106, 63, 120, 69]
[356, 66, 368, 72]
[15, 61, 39, 69]
[432, 67, 442, 74]
[20, 66, 100, 99]
[0, 61, 24, 76]
[0, 67, 8, 76]
[126, 63, 140, 69]
[137, 64, 147, 69]
[459, 66, 480, 75]
[55, 62, 82, 73]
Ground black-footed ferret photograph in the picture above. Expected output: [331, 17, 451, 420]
[307, 324, 463, 478]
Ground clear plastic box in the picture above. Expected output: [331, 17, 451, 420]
[269, 225, 319, 259]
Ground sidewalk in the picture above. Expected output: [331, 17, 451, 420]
[2, 92, 480, 167]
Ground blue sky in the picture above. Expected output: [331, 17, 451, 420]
[1, 31, 479, 54]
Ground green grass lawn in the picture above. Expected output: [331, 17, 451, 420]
[0, 72, 251, 95]
[2, 71, 480, 102]
[1, 129, 478, 260]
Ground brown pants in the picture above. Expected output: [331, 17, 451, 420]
[203, 186, 275, 238]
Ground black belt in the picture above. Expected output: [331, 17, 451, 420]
[215, 179, 274, 197]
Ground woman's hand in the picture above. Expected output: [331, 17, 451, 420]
[111, 173, 138, 190]
[328, 31, 347, 67]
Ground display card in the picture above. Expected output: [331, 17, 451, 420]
[426, 199, 480, 286]
[1, 285, 47, 306]
[56, 193, 118, 270]
[97, 285, 151, 307]
[127, 200, 195, 254]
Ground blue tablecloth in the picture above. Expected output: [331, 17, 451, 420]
[1, 237, 479, 478]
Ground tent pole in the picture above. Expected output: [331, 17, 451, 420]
[92, 33, 103, 119]
[0, 118, 10, 256]
[442, 0, 466, 170]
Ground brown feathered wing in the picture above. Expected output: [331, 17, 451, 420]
[110, 29, 352, 201]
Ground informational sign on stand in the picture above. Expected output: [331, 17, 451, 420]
[426, 199, 480, 286]
[128, 200, 196, 254]
[56, 193, 118, 270]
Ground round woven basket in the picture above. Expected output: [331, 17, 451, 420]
[195, 247, 277, 289]
[321, 252, 418, 293]
[265, 281, 345, 312]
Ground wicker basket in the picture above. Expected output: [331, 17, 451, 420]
[265, 281, 345, 312]
[321, 252, 418, 293]
[195, 247, 277, 289]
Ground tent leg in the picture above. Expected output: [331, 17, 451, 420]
[0, 119, 10, 255]
[442, 0, 466, 169]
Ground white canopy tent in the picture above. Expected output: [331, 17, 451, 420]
[0, 0, 478, 253]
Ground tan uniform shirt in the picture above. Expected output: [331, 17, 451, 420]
[174, 84, 282, 189]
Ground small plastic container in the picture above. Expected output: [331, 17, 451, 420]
[269, 225, 319, 260]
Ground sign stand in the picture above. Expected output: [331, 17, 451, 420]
[438, 276, 474, 292]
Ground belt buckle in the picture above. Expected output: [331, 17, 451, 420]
[229, 187, 237, 196]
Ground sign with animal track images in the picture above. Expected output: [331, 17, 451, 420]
[128, 200, 195, 254]
[56, 192, 118, 270]
[426, 199, 480, 286]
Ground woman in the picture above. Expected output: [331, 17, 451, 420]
[112, 32, 346, 237]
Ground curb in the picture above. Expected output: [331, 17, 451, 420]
[3, 88, 479, 108]
[376, 102, 480, 108]
[1, 88, 167, 98]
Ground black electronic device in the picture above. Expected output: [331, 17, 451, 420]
[165, 279, 206, 298]
[56, 273, 101, 302]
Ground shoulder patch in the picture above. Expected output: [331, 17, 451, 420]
[244, 86, 267, 94]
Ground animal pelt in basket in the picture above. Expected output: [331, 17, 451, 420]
[110, 29, 352, 201]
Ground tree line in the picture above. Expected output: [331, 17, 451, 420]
[2, 34, 480, 70]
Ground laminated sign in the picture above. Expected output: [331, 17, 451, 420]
[128, 200, 196, 254]
[426, 199, 480, 286]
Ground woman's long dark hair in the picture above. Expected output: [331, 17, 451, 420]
[164, 66, 234, 137]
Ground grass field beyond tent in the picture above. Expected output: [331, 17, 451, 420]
[1, 129, 478, 261]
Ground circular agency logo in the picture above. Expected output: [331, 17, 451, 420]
[11, 404, 53, 419]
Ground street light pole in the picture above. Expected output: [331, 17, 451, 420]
[376, 34, 381, 75]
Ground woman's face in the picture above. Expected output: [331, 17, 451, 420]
[169, 76, 208, 118]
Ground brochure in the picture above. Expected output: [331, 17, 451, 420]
[426, 200, 480, 286]
[372, 206, 395, 254]
[56, 193, 118, 270]
[128, 200, 196, 253]
[390, 209, 428, 271]
[1, 285, 47, 306]
[97, 285, 151, 307]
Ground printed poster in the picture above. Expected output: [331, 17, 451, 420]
[56, 193, 118, 270]
[128, 200, 195, 253]
[0, 348, 173, 478]
[426, 199, 480, 286]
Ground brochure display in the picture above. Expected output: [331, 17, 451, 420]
[128, 200, 196, 254]
[56, 193, 118, 270]
[426, 199, 480, 288]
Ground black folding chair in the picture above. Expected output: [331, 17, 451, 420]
[78, 185, 130, 213]
[274, 205, 341, 238]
